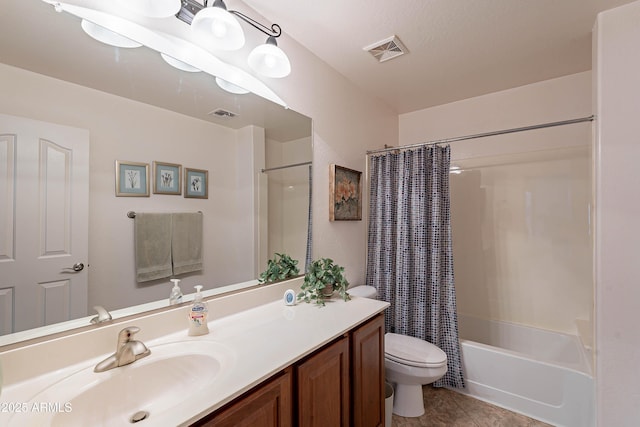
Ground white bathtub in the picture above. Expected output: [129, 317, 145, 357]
[453, 314, 594, 427]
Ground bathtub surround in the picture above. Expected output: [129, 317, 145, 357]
[449, 144, 592, 336]
[397, 94, 593, 422]
[399, 72, 593, 338]
[456, 314, 594, 426]
[366, 145, 464, 388]
[593, 2, 640, 424]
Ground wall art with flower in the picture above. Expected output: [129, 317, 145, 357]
[115, 160, 149, 197]
[329, 164, 362, 221]
[153, 161, 181, 195]
[184, 168, 208, 199]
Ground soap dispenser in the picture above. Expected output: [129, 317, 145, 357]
[169, 279, 183, 305]
[187, 285, 209, 336]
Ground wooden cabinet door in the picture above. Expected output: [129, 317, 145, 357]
[296, 336, 350, 427]
[196, 368, 293, 427]
[351, 314, 385, 427]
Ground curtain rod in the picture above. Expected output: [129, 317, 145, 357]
[366, 115, 595, 156]
[261, 161, 312, 173]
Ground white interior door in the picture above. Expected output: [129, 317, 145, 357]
[0, 113, 89, 335]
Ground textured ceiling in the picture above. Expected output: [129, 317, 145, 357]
[243, 0, 635, 114]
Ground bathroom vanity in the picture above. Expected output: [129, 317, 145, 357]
[195, 312, 385, 426]
[0, 279, 389, 427]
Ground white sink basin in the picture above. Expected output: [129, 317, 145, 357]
[9, 340, 234, 427]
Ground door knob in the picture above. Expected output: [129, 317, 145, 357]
[62, 262, 85, 272]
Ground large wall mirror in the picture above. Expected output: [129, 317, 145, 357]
[0, 1, 312, 345]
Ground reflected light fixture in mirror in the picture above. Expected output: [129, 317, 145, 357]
[80, 19, 142, 48]
[215, 77, 250, 94]
[44, 0, 290, 107]
[117, 0, 182, 18]
[161, 53, 202, 72]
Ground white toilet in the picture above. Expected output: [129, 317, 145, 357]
[348, 285, 448, 418]
[384, 333, 448, 417]
[347, 285, 378, 299]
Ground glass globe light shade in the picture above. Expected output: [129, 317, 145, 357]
[248, 37, 291, 78]
[191, 5, 245, 51]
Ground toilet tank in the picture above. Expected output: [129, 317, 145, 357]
[348, 285, 377, 299]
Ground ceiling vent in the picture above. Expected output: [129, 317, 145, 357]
[363, 35, 408, 63]
[208, 108, 238, 118]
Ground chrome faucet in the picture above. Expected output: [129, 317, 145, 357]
[90, 305, 112, 324]
[94, 327, 151, 373]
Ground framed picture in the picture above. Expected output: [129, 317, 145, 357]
[185, 168, 208, 199]
[153, 161, 182, 195]
[329, 164, 362, 221]
[115, 160, 149, 197]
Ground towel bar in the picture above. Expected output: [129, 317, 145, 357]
[127, 211, 202, 218]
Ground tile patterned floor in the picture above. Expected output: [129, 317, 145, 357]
[391, 386, 554, 427]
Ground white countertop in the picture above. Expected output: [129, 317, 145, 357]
[0, 296, 388, 426]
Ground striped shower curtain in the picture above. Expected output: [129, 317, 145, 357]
[366, 144, 464, 388]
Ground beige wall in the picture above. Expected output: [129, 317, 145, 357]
[400, 71, 592, 145]
[0, 63, 261, 312]
[594, 2, 640, 424]
[265, 33, 398, 286]
[400, 72, 593, 335]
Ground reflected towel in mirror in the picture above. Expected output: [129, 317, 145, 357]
[171, 212, 203, 275]
[135, 213, 173, 282]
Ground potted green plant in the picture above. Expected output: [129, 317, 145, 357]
[259, 253, 300, 284]
[298, 258, 351, 306]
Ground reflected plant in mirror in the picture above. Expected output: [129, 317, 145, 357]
[259, 253, 300, 284]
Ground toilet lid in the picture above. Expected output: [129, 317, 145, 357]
[385, 333, 447, 368]
[348, 285, 377, 299]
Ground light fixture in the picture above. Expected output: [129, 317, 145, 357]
[179, 0, 291, 78]
[42, 0, 289, 107]
[191, 0, 245, 51]
[117, 0, 182, 18]
[248, 36, 291, 78]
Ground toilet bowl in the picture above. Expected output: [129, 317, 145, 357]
[348, 285, 447, 417]
[385, 333, 448, 417]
